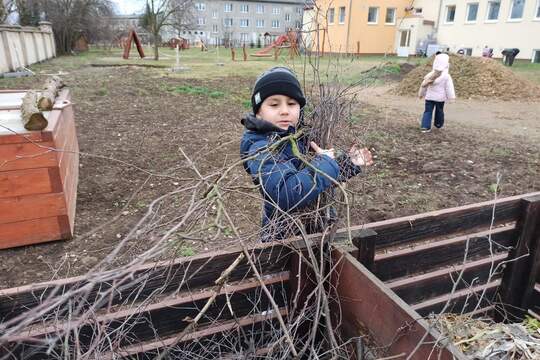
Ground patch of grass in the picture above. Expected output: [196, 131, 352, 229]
[178, 245, 196, 257]
[96, 88, 108, 96]
[167, 85, 225, 98]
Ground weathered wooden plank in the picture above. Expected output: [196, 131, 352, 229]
[330, 247, 466, 360]
[0, 192, 66, 224]
[0, 141, 56, 171]
[353, 229, 377, 271]
[349, 193, 538, 249]
[0, 131, 51, 146]
[0, 216, 67, 250]
[387, 253, 507, 304]
[112, 309, 288, 360]
[0, 167, 55, 199]
[4, 273, 290, 359]
[374, 225, 516, 281]
[498, 195, 540, 320]
[0, 241, 299, 323]
[412, 280, 500, 317]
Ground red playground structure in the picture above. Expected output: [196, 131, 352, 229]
[252, 31, 300, 58]
[122, 30, 145, 59]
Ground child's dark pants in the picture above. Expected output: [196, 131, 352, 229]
[421, 100, 445, 130]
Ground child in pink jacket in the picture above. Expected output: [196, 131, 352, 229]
[418, 53, 456, 132]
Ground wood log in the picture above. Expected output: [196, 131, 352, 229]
[38, 76, 64, 111]
[21, 91, 47, 131]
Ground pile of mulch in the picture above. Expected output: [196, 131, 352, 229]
[394, 54, 540, 100]
[432, 314, 540, 359]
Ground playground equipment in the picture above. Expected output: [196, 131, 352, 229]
[122, 30, 145, 60]
[252, 31, 300, 59]
[168, 37, 189, 50]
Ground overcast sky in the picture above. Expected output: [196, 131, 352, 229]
[112, 0, 145, 15]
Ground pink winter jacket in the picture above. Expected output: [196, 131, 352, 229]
[418, 54, 456, 102]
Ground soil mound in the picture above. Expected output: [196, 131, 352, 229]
[395, 54, 540, 100]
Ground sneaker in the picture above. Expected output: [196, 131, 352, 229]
[421, 128, 431, 133]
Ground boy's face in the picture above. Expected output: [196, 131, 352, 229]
[257, 95, 300, 130]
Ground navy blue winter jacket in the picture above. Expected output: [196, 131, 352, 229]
[240, 114, 361, 240]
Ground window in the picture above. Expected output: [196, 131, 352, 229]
[224, 3, 232, 12]
[240, 33, 249, 42]
[296, 7, 302, 14]
[339, 7, 346, 23]
[415, 8, 423, 14]
[224, 18, 233, 27]
[486, 1, 500, 20]
[240, 19, 249, 27]
[533, 50, 540, 63]
[256, 19, 264, 27]
[272, 7, 281, 15]
[257, 4, 264, 13]
[399, 30, 410, 47]
[385, 7, 396, 24]
[509, 0, 525, 19]
[367, 7, 379, 23]
[295, 20, 302, 29]
[463, 48, 473, 55]
[328, 8, 335, 23]
[285, 13, 291, 22]
[445, 5, 456, 23]
[536, 0, 540, 18]
[197, 18, 206, 25]
[195, 3, 206, 11]
[466, 3, 479, 22]
[212, 24, 218, 33]
[272, 20, 280, 28]
[240, 4, 249, 13]
[212, 10, 218, 18]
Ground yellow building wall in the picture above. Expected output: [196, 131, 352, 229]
[314, 0, 411, 54]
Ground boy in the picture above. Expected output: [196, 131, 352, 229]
[240, 67, 373, 241]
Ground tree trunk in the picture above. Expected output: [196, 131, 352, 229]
[21, 91, 48, 131]
[38, 76, 64, 111]
[153, 30, 159, 60]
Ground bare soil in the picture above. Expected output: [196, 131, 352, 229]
[0, 64, 538, 288]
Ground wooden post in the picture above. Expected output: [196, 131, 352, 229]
[352, 229, 377, 271]
[497, 194, 540, 321]
[356, 41, 360, 56]
[242, 44, 247, 61]
[231, 47, 235, 61]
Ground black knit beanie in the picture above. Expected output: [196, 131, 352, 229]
[251, 67, 306, 115]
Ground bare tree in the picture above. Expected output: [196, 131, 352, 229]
[0, 0, 16, 23]
[140, 0, 194, 60]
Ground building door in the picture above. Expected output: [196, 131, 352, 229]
[397, 30, 411, 57]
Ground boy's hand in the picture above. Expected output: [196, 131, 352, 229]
[349, 145, 374, 167]
[310, 141, 335, 159]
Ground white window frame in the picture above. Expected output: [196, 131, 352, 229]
[485, 1, 501, 22]
[240, 33, 249, 42]
[295, 20, 302, 29]
[195, 3, 206, 11]
[535, 0, 540, 19]
[197, 17, 206, 25]
[328, 8, 335, 24]
[272, 19, 280, 28]
[445, 5, 456, 24]
[367, 7, 379, 24]
[285, 13, 291, 22]
[465, 2, 479, 23]
[296, 7, 302, 14]
[385, 7, 396, 25]
[508, 0, 526, 21]
[224, 3, 233, 13]
[257, 4, 264, 14]
[240, 19, 249, 27]
[272, 7, 281, 15]
[256, 19, 264, 27]
[212, 10, 218, 19]
[224, 18, 233, 27]
[240, 4, 249, 13]
[338, 6, 346, 24]
[212, 24, 218, 33]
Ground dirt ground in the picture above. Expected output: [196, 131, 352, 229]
[1, 63, 539, 288]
